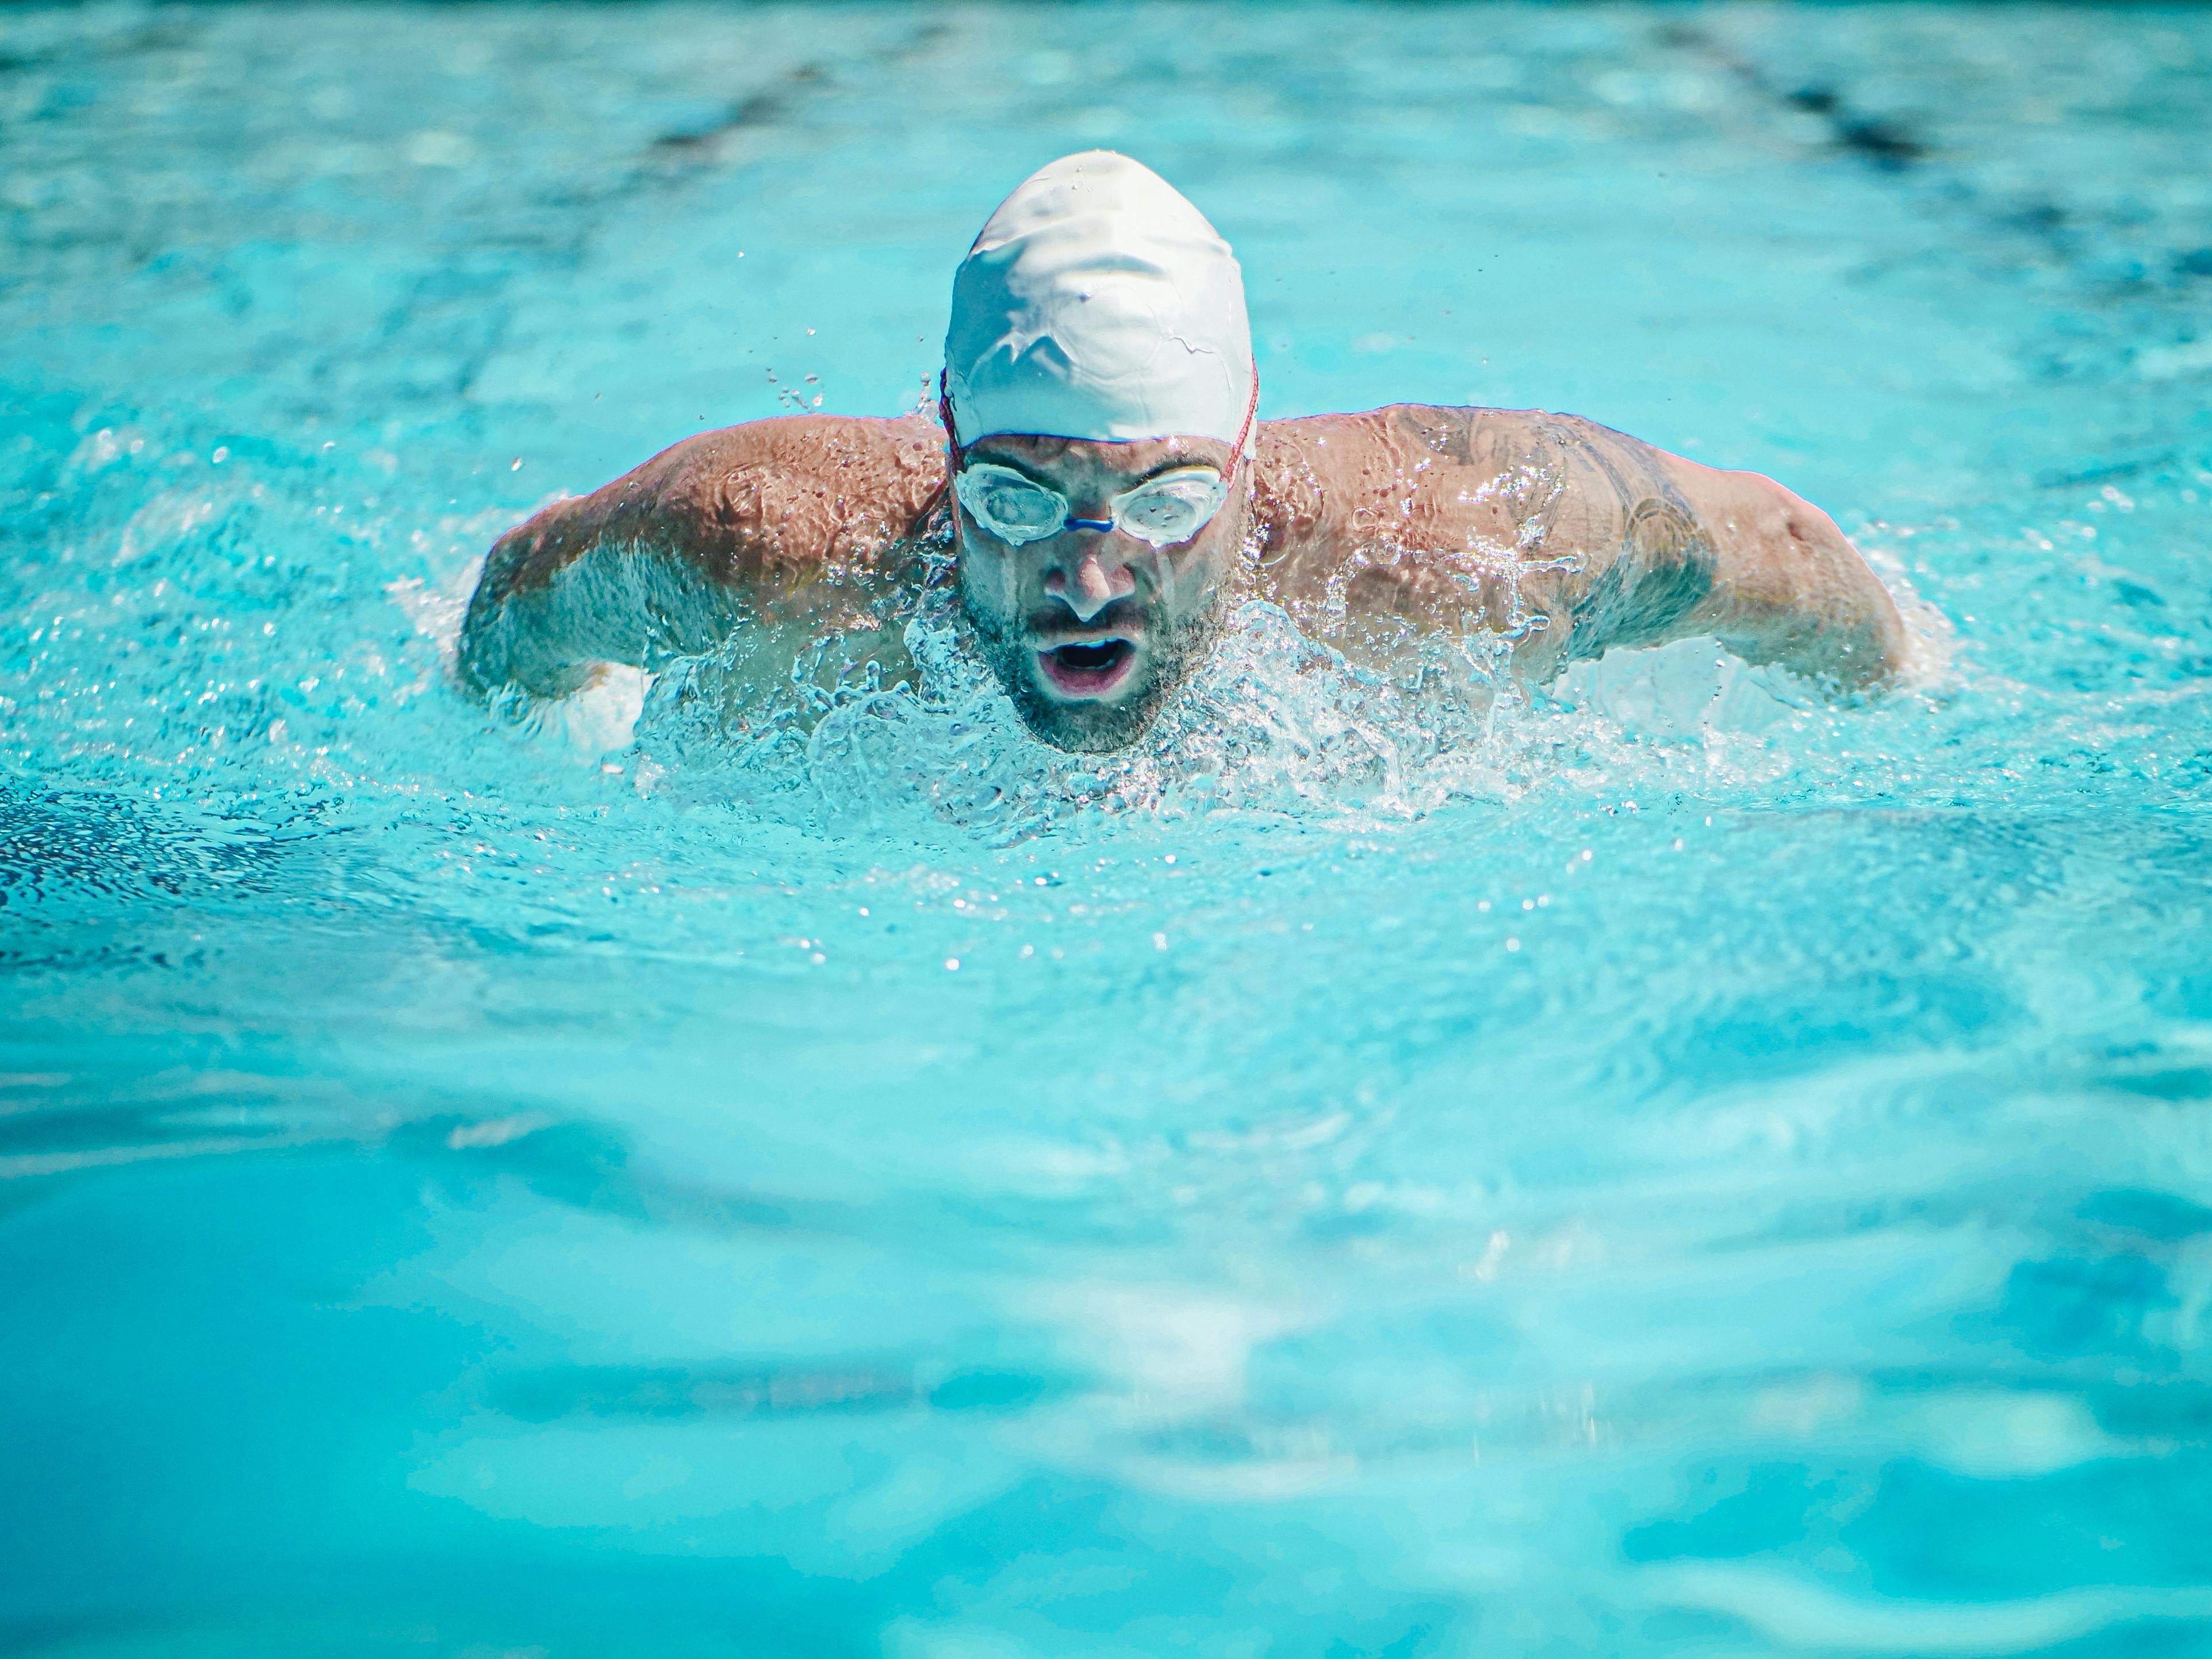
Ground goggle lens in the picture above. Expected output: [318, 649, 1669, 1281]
[954, 464, 1230, 549]
[956, 467, 1065, 545]
[1115, 472, 1228, 545]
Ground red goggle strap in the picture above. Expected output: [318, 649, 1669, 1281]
[1226, 362, 1260, 467]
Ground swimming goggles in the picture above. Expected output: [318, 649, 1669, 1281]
[953, 462, 1230, 549]
[940, 362, 1259, 549]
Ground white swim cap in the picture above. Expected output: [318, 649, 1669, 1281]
[945, 151, 1256, 453]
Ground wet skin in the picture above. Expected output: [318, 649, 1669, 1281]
[952, 431, 1248, 752]
[459, 407, 1912, 749]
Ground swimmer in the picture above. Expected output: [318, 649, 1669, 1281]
[459, 151, 1909, 753]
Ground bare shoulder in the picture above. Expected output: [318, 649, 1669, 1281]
[1250, 404, 1521, 552]
[1253, 403, 1537, 486]
[655, 413, 949, 578]
[486, 413, 948, 599]
[1249, 403, 1631, 580]
[1254, 403, 1661, 500]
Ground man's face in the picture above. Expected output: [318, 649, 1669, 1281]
[953, 432, 1247, 753]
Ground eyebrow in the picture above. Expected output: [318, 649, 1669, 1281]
[960, 451, 1223, 488]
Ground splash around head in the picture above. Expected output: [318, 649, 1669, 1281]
[944, 151, 1257, 753]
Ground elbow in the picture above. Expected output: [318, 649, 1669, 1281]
[1845, 591, 1914, 693]
[1817, 611, 1910, 695]
[455, 566, 516, 704]
[455, 529, 551, 703]
[1722, 584, 1910, 696]
[1727, 481, 1912, 694]
[1810, 523, 1914, 694]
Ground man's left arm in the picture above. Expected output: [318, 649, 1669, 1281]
[1508, 413, 1911, 691]
[1255, 408, 1912, 692]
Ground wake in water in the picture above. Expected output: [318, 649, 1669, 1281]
[367, 502, 1950, 852]
[607, 541, 1892, 844]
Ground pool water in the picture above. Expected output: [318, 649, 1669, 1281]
[6, 4, 2212, 1654]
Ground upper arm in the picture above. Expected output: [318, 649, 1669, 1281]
[1502, 416, 1907, 689]
[458, 415, 948, 698]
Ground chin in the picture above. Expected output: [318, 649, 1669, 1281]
[959, 568, 1236, 755]
[1007, 672, 1171, 753]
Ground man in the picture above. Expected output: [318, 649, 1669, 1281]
[459, 152, 1908, 753]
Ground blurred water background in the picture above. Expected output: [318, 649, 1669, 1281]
[4, 3, 2212, 1654]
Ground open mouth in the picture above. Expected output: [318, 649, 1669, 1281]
[1036, 637, 1137, 697]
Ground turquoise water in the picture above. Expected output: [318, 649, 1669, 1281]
[6, 3, 2212, 1653]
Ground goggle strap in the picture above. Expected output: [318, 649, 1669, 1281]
[1228, 361, 1260, 468]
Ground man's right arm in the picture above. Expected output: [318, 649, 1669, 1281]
[457, 414, 948, 702]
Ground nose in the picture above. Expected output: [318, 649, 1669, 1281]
[1043, 541, 1136, 622]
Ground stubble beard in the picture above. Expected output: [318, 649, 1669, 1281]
[959, 565, 1237, 754]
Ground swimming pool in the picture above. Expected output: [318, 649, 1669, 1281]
[5, 3, 2211, 1652]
